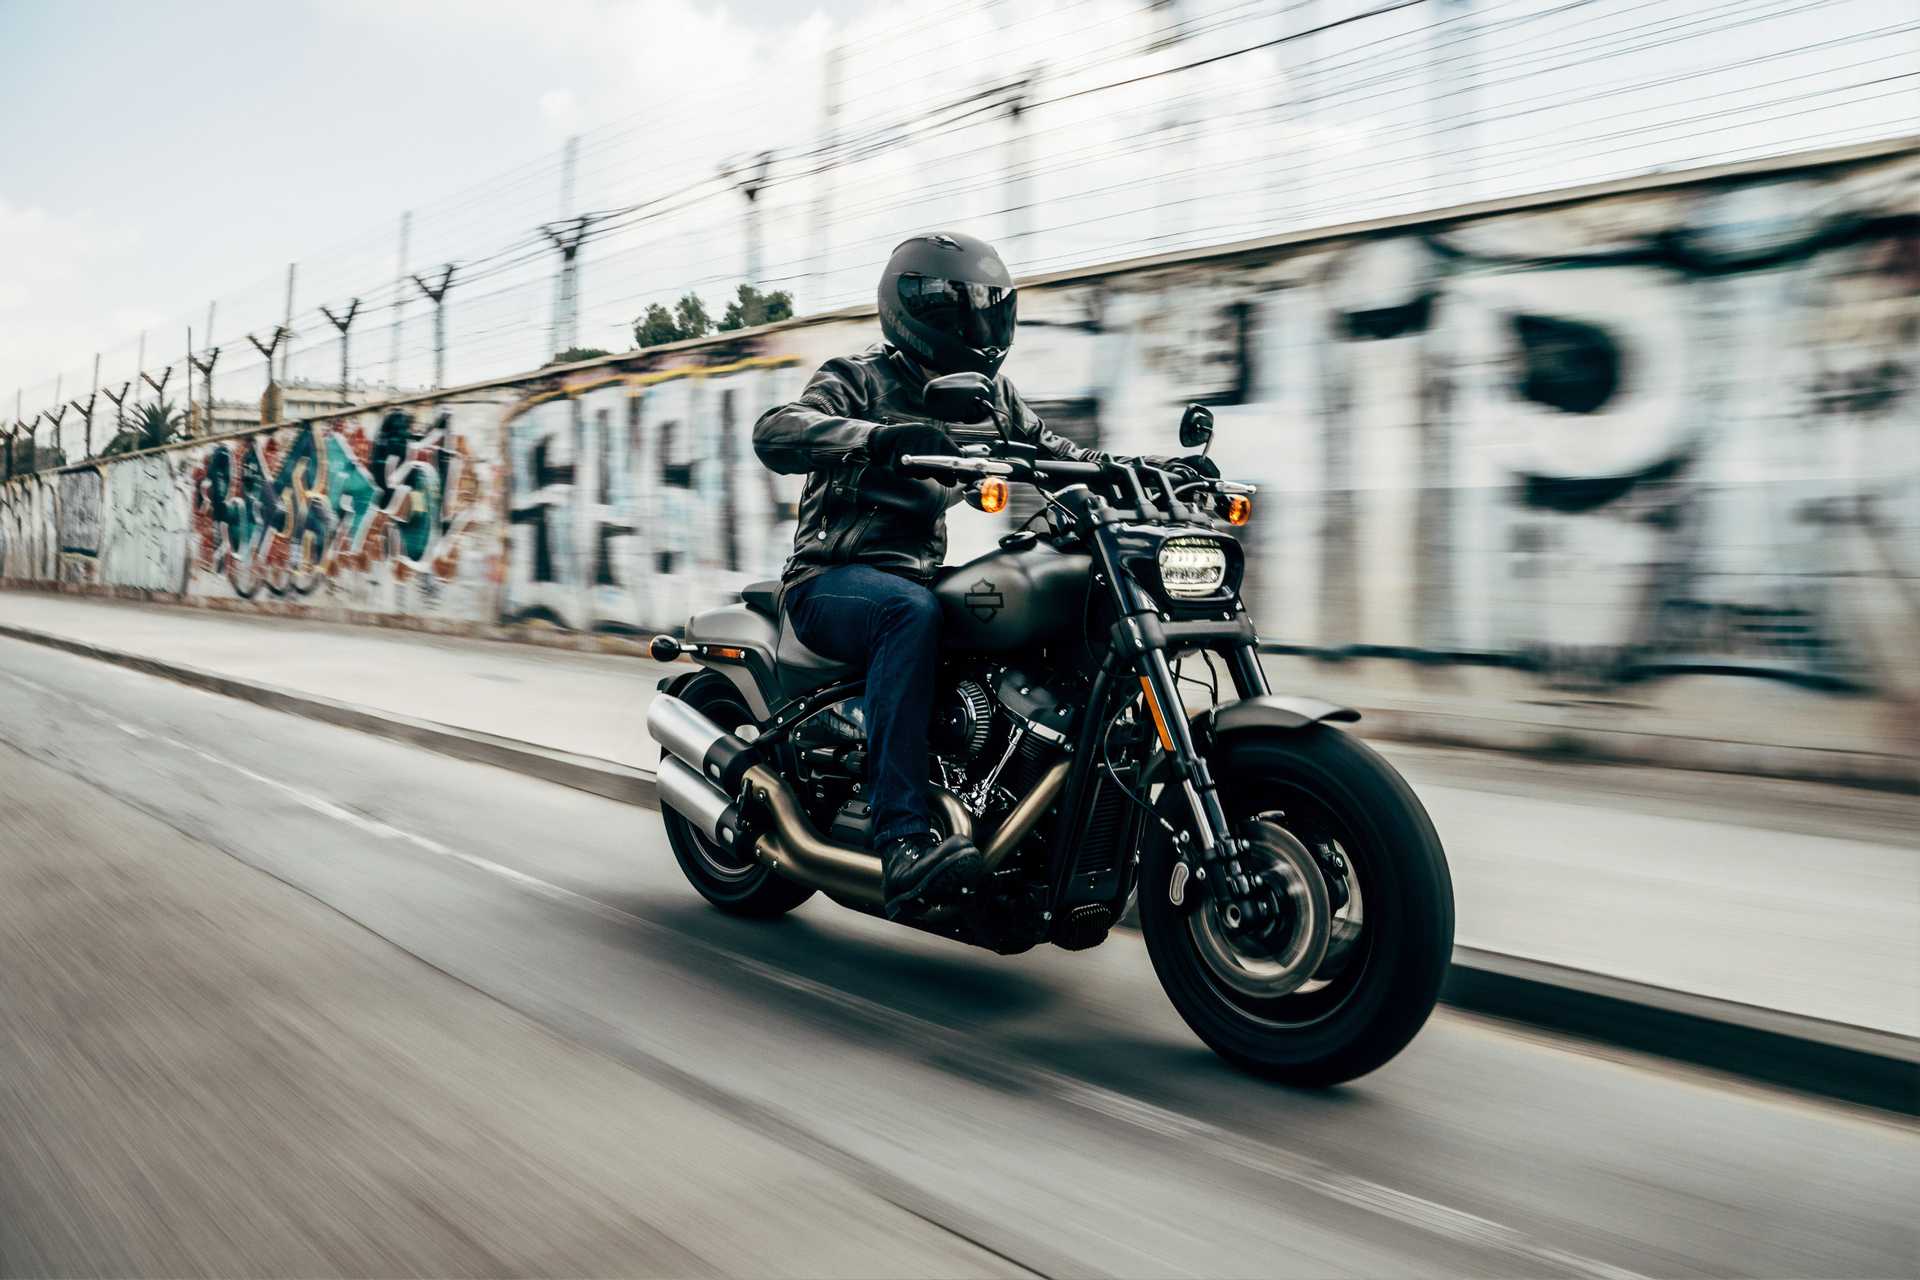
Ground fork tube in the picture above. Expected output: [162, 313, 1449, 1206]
[1139, 648, 1231, 853]
[1228, 642, 1269, 696]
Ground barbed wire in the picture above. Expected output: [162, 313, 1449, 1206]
[11, 0, 1917, 466]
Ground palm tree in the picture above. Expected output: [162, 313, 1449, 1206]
[102, 400, 184, 456]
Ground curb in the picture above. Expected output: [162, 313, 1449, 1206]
[1441, 947, 1916, 1115]
[0, 621, 656, 808]
[4, 620, 1912, 1115]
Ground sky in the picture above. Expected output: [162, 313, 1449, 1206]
[4, 0, 1915, 427]
[0, 0, 868, 407]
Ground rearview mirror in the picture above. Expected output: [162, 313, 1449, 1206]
[1178, 403, 1214, 452]
[924, 372, 996, 424]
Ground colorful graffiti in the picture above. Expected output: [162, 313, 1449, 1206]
[191, 411, 483, 601]
[1, 402, 500, 619]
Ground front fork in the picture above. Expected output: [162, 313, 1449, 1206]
[1137, 640, 1283, 933]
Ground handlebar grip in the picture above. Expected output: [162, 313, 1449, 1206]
[1028, 458, 1105, 480]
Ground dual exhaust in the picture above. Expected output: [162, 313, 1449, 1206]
[646, 693, 1068, 907]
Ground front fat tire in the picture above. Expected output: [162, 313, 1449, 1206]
[659, 671, 815, 919]
[1140, 727, 1454, 1086]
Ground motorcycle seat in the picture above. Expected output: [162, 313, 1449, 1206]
[775, 616, 858, 695]
[740, 579, 781, 618]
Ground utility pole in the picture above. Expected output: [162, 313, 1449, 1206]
[808, 44, 842, 302]
[540, 140, 588, 360]
[722, 152, 774, 318]
[1282, 0, 1320, 227]
[247, 329, 287, 424]
[541, 219, 590, 357]
[279, 263, 297, 386]
[320, 299, 360, 410]
[134, 331, 147, 409]
[391, 211, 411, 389]
[536, 137, 587, 359]
[69, 354, 99, 458]
[410, 265, 456, 389]
[1430, 0, 1477, 206]
[1002, 73, 1036, 263]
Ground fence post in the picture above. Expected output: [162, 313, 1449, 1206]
[410, 266, 456, 389]
[320, 299, 361, 410]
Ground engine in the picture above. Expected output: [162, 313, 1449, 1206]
[792, 665, 1077, 848]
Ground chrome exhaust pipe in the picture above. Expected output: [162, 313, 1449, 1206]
[981, 759, 1070, 870]
[650, 693, 1067, 909]
[737, 765, 978, 908]
[646, 694, 754, 788]
[657, 755, 743, 847]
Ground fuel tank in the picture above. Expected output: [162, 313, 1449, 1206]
[933, 539, 1091, 654]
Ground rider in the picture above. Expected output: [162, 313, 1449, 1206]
[753, 231, 1213, 921]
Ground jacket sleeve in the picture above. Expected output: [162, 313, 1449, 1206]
[1002, 377, 1108, 464]
[752, 357, 880, 475]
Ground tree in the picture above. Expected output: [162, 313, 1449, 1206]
[548, 346, 612, 366]
[634, 290, 714, 348]
[718, 284, 794, 332]
[101, 400, 184, 457]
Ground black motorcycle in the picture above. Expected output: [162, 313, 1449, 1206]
[646, 372, 1454, 1084]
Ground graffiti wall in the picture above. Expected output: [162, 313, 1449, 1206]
[2, 396, 508, 621]
[4, 147, 1915, 771]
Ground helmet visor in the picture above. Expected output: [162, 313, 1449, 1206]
[897, 274, 1017, 352]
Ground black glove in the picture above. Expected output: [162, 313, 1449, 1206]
[868, 422, 958, 468]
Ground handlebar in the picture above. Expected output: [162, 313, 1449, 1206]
[895, 451, 1252, 525]
[897, 454, 1107, 483]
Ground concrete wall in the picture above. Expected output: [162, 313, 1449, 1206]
[5, 145, 1916, 782]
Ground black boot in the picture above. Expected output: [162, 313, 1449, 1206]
[880, 831, 984, 921]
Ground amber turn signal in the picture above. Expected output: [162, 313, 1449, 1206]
[1223, 493, 1252, 526]
[976, 477, 1010, 515]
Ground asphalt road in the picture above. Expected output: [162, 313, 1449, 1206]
[1, 634, 1915, 1278]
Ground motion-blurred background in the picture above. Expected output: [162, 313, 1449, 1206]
[0, 2, 1915, 1276]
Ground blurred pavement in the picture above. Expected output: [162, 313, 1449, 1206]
[0, 706, 1010, 1277]
[3, 589, 1917, 1039]
[1, 629, 1915, 1277]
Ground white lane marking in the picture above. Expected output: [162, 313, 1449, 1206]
[3, 665, 1643, 1280]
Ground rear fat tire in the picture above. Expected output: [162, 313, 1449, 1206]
[659, 671, 815, 919]
[1140, 727, 1454, 1086]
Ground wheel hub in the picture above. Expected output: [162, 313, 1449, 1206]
[1188, 822, 1332, 998]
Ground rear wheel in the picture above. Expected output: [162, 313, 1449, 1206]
[659, 671, 814, 918]
[1140, 727, 1453, 1086]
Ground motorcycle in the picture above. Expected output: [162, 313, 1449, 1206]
[646, 372, 1454, 1084]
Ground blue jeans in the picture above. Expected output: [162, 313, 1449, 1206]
[785, 565, 941, 848]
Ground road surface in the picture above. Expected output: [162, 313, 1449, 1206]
[1, 634, 1914, 1277]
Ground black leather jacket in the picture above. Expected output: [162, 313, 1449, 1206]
[754, 344, 1101, 588]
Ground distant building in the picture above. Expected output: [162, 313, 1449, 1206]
[198, 379, 426, 436]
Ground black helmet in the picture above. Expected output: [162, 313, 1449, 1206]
[878, 231, 1017, 378]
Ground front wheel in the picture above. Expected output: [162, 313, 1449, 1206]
[1140, 727, 1453, 1086]
[659, 671, 815, 919]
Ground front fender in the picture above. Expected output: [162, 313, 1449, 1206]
[1190, 694, 1359, 752]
